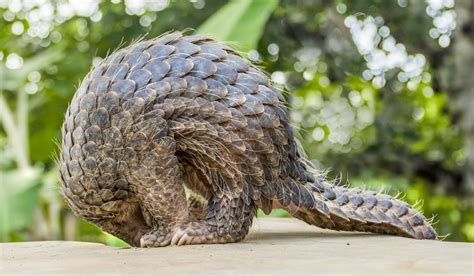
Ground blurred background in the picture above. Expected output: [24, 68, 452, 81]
[0, 0, 472, 246]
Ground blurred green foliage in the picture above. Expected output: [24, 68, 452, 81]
[0, 168, 41, 237]
[197, 0, 278, 51]
[0, 0, 472, 245]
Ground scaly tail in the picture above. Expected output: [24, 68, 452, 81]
[282, 177, 437, 240]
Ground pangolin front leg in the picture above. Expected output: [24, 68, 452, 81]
[187, 193, 207, 220]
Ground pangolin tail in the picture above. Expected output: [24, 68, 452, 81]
[282, 176, 438, 240]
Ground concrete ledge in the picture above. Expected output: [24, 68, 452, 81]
[1, 218, 473, 275]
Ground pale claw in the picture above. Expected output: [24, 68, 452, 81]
[168, 225, 198, 246]
[178, 233, 193, 246]
[170, 227, 186, 246]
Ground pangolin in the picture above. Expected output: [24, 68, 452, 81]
[59, 32, 437, 247]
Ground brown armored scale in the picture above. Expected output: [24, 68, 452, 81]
[59, 32, 437, 247]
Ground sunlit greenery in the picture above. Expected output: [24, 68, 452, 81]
[1, 0, 472, 245]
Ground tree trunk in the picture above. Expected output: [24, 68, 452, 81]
[440, 0, 474, 196]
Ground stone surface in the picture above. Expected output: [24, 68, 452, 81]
[1, 218, 473, 275]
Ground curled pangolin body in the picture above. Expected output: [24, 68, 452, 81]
[59, 32, 437, 246]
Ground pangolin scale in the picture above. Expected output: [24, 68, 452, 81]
[59, 32, 437, 247]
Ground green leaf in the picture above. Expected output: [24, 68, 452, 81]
[196, 0, 279, 51]
[0, 168, 42, 240]
[104, 232, 131, 248]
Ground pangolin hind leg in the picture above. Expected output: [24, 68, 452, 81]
[163, 195, 257, 246]
[130, 136, 191, 247]
[140, 194, 256, 247]
[135, 136, 256, 247]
